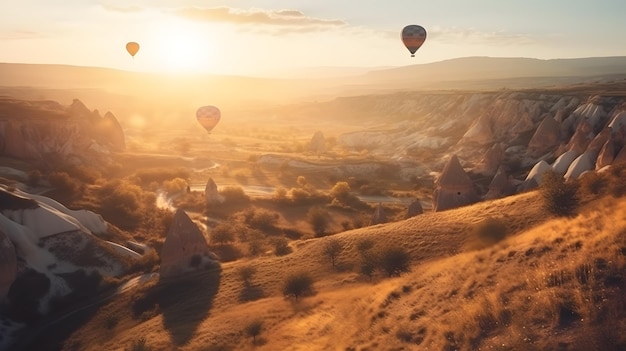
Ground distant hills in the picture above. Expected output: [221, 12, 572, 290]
[1, 56, 626, 112]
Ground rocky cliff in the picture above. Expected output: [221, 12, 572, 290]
[0, 98, 125, 168]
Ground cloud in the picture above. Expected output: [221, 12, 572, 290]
[0, 30, 44, 40]
[176, 7, 346, 30]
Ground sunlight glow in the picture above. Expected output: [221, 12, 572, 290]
[150, 20, 213, 73]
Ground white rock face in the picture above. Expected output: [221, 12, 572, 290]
[525, 160, 552, 185]
[565, 153, 594, 180]
[552, 150, 579, 175]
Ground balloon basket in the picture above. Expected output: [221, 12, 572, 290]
[411, 54, 415, 57]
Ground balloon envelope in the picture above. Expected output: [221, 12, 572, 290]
[126, 42, 140, 57]
[196, 106, 221, 133]
[401, 25, 427, 56]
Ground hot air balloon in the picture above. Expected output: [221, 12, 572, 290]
[196, 105, 221, 133]
[126, 42, 140, 57]
[401, 25, 427, 57]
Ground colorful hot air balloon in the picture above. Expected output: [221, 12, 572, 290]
[196, 105, 221, 133]
[401, 25, 427, 57]
[126, 42, 140, 57]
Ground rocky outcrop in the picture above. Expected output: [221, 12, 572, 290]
[552, 150, 579, 175]
[405, 200, 423, 219]
[462, 115, 493, 145]
[205, 178, 224, 206]
[432, 155, 478, 212]
[160, 209, 217, 279]
[484, 166, 515, 200]
[566, 120, 595, 155]
[476, 143, 505, 175]
[525, 160, 552, 186]
[595, 134, 616, 170]
[370, 203, 388, 225]
[614, 145, 626, 165]
[309, 131, 325, 155]
[585, 127, 611, 160]
[527, 116, 561, 157]
[0, 230, 16, 301]
[565, 152, 594, 180]
[0, 98, 125, 167]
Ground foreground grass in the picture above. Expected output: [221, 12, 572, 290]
[61, 192, 625, 350]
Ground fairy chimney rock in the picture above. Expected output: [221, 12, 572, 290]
[484, 166, 515, 200]
[477, 143, 505, 175]
[309, 131, 326, 155]
[405, 200, 424, 219]
[160, 209, 215, 278]
[596, 134, 616, 170]
[205, 178, 224, 206]
[527, 115, 561, 157]
[370, 203, 388, 226]
[432, 155, 478, 212]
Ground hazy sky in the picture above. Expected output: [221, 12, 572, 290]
[1, 0, 625, 76]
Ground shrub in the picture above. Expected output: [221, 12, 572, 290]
[330, 181, 351, 202]
[238, 265, 257, 285]
[379, 246, 411, 277]
[472, 217, 507, 245]
[357, 239, 375, 254]
[273, 237, 291, 256]
[307, 206, 331, 237]
[127, 337, 151, 351]
[47, 171, 82, 195]
[66, 165, 101, 184]
[162, 177, 188, 195]
[541, 171, 579, 217]
[283, 272, 314, 301]
[104, 315, 119, 330]
[245, 320, 263, 343]
[211, 223, 237, 245]
[220, 186, 250, 204]
[134, 167, 190, 184]
[245, 209, 279, 231]
[323, 238, 343, 267]
[578, 171, 607, 196]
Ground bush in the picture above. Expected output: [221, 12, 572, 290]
[273, 237, 291, 256]
[379, 246, 411, 277]
[238, 265, 257, 285]
[162, 177, 188, 195]
[245, 320, 263, 343]
[134, 167, 190, 185]
[472, 217, 507, 245]
[283, 272, 314, 301]
[220, 186, 250, 204]
[211, 223, 237, 245]
[47, 171, 82, 195]
[323, 238, 343, 267]
[541, 171, 580, 217]
[308, 206, 331, 237]
[127, 337, 151, 351]
[578, 171, 606, 196]
[244, 209, 279, 231]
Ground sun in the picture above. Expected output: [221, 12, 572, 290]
[151, 20, 213, 73]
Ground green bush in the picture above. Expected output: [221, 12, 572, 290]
[541, 171, 580, 217]
[283, 272, 314, 301]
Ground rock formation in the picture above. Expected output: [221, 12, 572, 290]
[462, 115, 493, 145]
[596, 134, 616, 170]
[566, 120, 595, 155]
[160, 209, 216, 279]
[484, 166, 516, 200]
[432, 155, 478, 212]
[405, 200, 424, 219]
[614, 145, 626, 165]
[205, 178, 224, 206]
[527, 116, 561, 157]
[552, 150, 579, 175]
[585, 127, 611, 160]
[564, 152, 594, 180]
[370, 203, 388, 225]
[476, 143, 505, 175]
[309, 131, 326, 155]
[525, 160, 552, 186]
[0, 230, 16, 301]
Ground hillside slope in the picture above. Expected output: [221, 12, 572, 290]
[47, 190, 625, 351]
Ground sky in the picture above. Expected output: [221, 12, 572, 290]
[1, 0, 626, 77]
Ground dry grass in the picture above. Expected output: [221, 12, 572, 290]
[52, 192, 626, 351]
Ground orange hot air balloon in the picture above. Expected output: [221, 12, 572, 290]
[126, 42, 140, 57]
[401, 25, 427, 57]
[196, 105, 221, 133]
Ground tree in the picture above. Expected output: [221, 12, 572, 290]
[379, 246, 411, 277]
[307, 206, 331, 237]
[323, 238, 343, 268]
[211, 224, 236, 245]
[283, 272, 314, 301]
[245, 320, 263, 343]
[541, 171, 579, 217]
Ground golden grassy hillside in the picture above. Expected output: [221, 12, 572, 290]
[60, 191, 625, 351]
